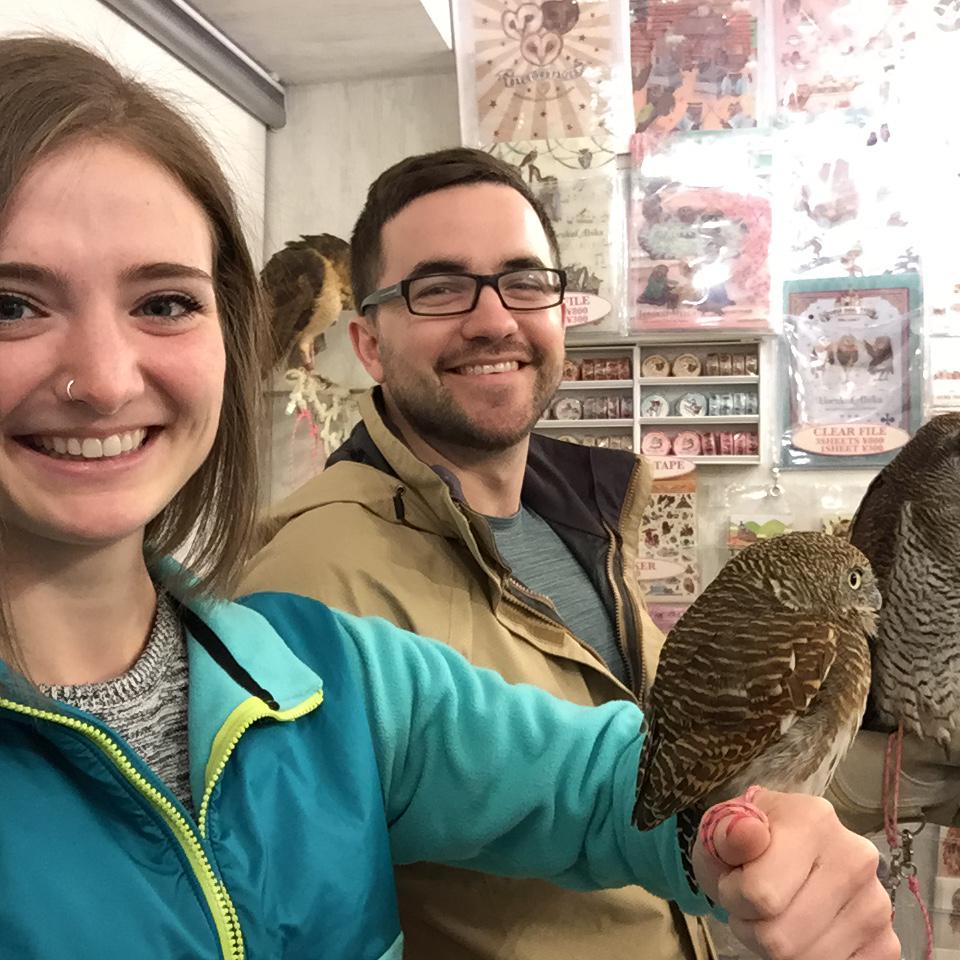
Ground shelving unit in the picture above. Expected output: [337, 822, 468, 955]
[536, 335, 765, 463]
[537, 419, 633, 429]
[558, 379, 633, 390]
[638, 415, 759, 426]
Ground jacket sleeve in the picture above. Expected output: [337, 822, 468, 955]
[827, 729, 960, 833]
[332, 609, 717, 918]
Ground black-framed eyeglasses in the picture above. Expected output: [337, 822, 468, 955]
[358, 268, 566, 317]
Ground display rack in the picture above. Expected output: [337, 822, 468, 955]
[537, 336, 764, 464]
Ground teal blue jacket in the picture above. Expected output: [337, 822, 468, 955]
[0, 576, 712, 959]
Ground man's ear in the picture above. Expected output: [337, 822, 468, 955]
[349, 315, 386, 383]
[560, 300, 568, 329]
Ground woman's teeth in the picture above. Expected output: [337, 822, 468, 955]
[458, 361, 520, 375]
[32, 429, 148, 460]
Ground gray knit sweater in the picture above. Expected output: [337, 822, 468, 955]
[39, 590, 192, 811]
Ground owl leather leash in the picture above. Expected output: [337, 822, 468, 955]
[882, 722, 933, 959]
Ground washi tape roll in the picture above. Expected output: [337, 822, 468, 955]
[641, 354, 670, 377]
[676, 393, 707, 417]
[641, 431, 672, 456]
[672, 431, 702, 456]
[672, 353, 702, 377]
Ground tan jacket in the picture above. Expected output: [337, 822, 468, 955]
[240, 390, 716, 960]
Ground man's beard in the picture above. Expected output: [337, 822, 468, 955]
[383, 348, 561, 453]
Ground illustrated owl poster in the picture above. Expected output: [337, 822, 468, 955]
[630, 0, 760, 135]
[781, 273, 923, 469]
[455, 0, 633, 145]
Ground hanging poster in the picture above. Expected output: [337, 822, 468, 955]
[780, 273, 923, 469]
[490, 136, 626, 332]
[637, 473, 700, 601]
[774, 0, 918, 118]
[630, 0, 761, 134]
[454, 0, 633, 146]
[628, 132, 772, 333]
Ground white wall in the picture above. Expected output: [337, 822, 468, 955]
[263, 69, 460, 501]
[0, 0, 267, 260]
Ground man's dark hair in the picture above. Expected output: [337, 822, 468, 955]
[350, 147, 561, 311]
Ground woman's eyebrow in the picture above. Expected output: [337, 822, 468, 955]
[0, 261, 71, 292]
[120, 262, 214, 283]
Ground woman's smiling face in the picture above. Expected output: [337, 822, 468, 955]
[0, 139, 226, 550]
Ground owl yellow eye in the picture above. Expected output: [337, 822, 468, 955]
[848, 570, 863, 590]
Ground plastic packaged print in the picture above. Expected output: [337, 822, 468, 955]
[929, 337, 960, 415]
[455, 0, 634, 146]
[726, 471, 794, 553]
[815, 481, 864, 540]
[630, 134, 772, 332]
[489, 137, 627, 333]
[645, 602, 689, 635]
[774, 0, 918, 119]
[637, 473, 699, 601]
[629, 0, 760, 135]
[781, 117, 919, 282]
[780, 273, 923, 469]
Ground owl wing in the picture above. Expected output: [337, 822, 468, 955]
[299, 234, 352, 306]
[869, 499, 960, 731]
[635, 609, 838, 829]
[850, 467, 900, 588]
[260, 246, 331, 371]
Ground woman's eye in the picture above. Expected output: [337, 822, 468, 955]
[137, 293, 203, 320]
[0, 294, 40, 323]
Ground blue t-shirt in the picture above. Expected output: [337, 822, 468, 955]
[486, 506, 628, 683]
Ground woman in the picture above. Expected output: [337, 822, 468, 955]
[0, 37, 893, 960]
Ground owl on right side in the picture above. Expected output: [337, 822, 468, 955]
[849, 412, 960, 747]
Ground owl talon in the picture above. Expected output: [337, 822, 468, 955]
[699, 785, 768, 859]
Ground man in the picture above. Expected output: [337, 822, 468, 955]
[239, 149, 889, 960]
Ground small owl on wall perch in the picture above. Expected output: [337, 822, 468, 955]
[260, 233, 353, 372]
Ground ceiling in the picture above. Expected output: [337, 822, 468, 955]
[190, 0, 455, 85]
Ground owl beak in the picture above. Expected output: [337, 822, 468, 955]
[865, 584, 883, 612]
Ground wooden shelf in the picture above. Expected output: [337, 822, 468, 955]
[537, 419, 633, 429]
[639, 375, 758, 386]
[639, 415, 759, 426]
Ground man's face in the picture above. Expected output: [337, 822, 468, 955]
[351, 183, 564, 454]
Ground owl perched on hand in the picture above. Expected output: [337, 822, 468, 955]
[634, 533, 879, 839]
[260, 233, 352, 373]
[850, 413, 960, 746]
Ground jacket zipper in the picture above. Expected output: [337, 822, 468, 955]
[503, 577, 633, 683]
[602, 521, 638, 696]
[2, 688, 324, 959]
[0, 697, 244, 960]
[197, 692, 324, 834]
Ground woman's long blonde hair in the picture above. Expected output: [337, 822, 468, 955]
[0, 36, 269, 676]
